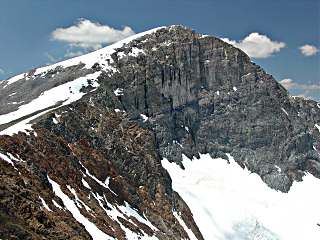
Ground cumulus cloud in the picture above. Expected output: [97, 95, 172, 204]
[64, 50, 85, 58]
[298, 44, 319, 56]
[51, 18, 135, 52]
[280, 79, 320, 101]
[295, 90, 315, 100]
[279, 78, 320, 90]
[221, 33, 286, 58]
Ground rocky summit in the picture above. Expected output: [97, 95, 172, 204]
[0, 25, 319, 239]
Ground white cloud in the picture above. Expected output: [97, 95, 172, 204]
[279, 78, 320, 90]
[298, 44, 319, 56]
[279, 79, 320, 101]
[44, 52, 58, 62]
[0, 69, 4, 74]
[51, 18, 135, 51]
[69, 42, 102, 51]
[295, 91, 315, 100]
[64, 50, 85, 58]
[222, 33, 286, 58]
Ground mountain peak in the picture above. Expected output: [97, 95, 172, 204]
[1, 25, 320, 239]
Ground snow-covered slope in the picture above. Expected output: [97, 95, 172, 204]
[0, 26, 165, 135]
[3, 26, 165, 87]
[162, 154, 320, 240]
[0, 71, 101, 135]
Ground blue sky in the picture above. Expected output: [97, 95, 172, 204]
[1, 0, 319, 101]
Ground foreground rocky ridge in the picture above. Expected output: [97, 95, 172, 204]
[0, 101, 202, 239]
[0, 25, 319, 239]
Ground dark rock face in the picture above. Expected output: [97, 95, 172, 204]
[0, 25, 319, 239]
[93, 25, 320, 192]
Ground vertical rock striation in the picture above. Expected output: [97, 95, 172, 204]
[96, 25, 320, 192]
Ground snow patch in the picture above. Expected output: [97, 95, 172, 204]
[281, 107, 289, 116]
[118, 202, 158, 232]
[52, 199, 62, 209]
[130, 47, 145, 56]
[80, 169, 158, 237]
[0, 153, 15, 167]
[2, 73, 25, 87]
[79, 161, 117, 196]
[173, 140, 183, 148]
[8, 101, 24, 105]
[113, 88, 124, 96]
[48, 177, 114, 240]
[66, 185, 92, 213]
[315, 124, 320, 132]
[52, 117, 59, 124]
[7, 152, 23, 162]
[173, 211, 197, 240]
[140, 114, 148, 122]
[82, 178, 91, 189]
[0, 152, 22, 172]
[233, 86, 237, 91]
[118, 47, 145, 58]
[39, 197, 52, 211]
[93, 195, 157, 239]
[104, 176, 110, 187]
[275, 165, 282, 173]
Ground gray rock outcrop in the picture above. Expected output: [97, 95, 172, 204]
[93, 25, 320, 192]
[0, 25, 319, 239]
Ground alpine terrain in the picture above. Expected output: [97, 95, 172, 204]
[0, 25, 320, 240]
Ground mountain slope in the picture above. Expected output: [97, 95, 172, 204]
[0, 25, 320, 239]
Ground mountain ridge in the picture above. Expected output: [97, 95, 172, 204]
[0, 25, 320, 239]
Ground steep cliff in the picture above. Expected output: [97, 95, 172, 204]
[0, 25, 319, 239]
[85, 25, 320, 192]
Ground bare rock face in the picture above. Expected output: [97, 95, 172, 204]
[93, 25, 320, 192]
[0, 25, 319, 239]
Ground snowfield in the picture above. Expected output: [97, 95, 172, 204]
[162, 153, 320, 240]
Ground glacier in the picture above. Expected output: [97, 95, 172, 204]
[162, 154, 320, 240]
